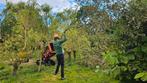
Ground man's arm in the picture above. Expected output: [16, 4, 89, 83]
[59, 33, 67, 44]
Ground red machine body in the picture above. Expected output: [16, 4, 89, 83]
[42, 43, 56, 62]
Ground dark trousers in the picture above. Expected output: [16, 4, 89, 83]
[55, 54, 64, 78]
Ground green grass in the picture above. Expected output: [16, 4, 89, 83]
[0, 61, 119, 83]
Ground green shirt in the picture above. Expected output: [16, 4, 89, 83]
[53, 34, 67, 55]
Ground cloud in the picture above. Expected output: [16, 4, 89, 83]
[0, 0, 27, 3]
[0, 0, 76, 12]
[0, 0, 5, 4]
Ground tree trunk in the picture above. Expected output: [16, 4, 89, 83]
[22, 24, 27, 50]
[38, 57, 42, 72]
[38, 41, 44, 72]
[73, 50, 76, 61]
[67, 51, 71, 65]
[12, 61, 20, 76]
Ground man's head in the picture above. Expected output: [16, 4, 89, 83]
[54, 33, 60, 40]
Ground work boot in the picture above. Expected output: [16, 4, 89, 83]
[61, 77, 65, 80]
[54, 72, 57, 75]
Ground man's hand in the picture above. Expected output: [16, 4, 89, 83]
[63, 28, 69, 34]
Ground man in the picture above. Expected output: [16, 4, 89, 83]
[53, 31, 67, 80]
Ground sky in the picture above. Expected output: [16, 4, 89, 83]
[0, 0, 76, 13]
[0, 3, 4, 12]
[0, 3, 5, 20]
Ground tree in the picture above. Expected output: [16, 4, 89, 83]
[0, 1, 49, 75]
[75, 0, 147, 82]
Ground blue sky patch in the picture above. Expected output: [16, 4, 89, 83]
[0, 3, 5, 13]
[0, 0, 76, 13]
[0, 3, 5, 21]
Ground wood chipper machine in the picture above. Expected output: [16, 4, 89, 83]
[36, 42, 56, 66]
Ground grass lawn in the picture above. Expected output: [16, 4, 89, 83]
[0, 60, 118, 83]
